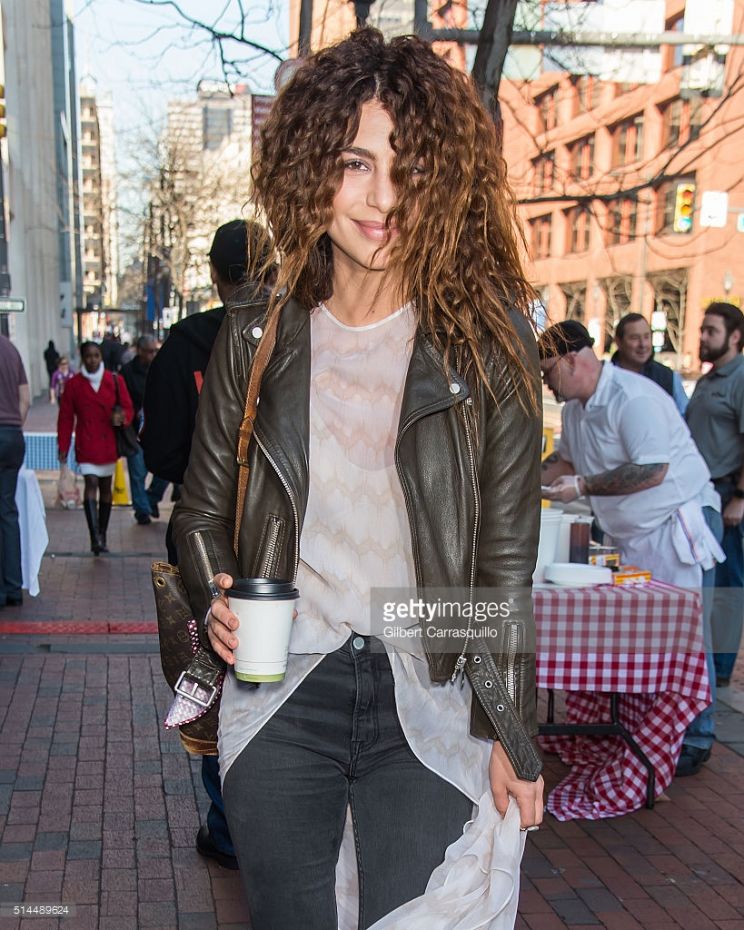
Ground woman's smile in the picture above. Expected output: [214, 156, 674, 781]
[351, 219, 398, 242]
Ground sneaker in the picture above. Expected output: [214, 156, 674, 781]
[675, 745, 711, 777]
[135, 513, 151, 526]
[195, 825, 239, 870]
[716, 675, 731, 688]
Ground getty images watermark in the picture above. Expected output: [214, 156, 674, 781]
[368, 587, 535, 654]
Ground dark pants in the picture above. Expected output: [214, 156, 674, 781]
[126, 447, 169, 519]
[223, 636, 472, 930]
[0, 427, 25, 605]
[684, 505, 722, 750]
[712, 480, 744, 681]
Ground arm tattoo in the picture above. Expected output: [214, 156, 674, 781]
[541, 451, 561, 472]
[584, 463, 667, 496]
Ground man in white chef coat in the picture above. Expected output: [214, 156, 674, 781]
[538, 320, 721, 589]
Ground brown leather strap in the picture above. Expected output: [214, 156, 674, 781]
[232, 308, 280, 554]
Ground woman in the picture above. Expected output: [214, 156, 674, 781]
[50, 356, 75, 405]
[174, 29, 543, 930]
[58, 341, 133, 555]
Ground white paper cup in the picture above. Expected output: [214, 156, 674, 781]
[227, 579, 299, 683]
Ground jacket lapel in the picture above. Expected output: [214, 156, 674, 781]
[398, 332, 470, 433]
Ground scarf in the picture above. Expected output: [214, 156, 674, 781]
[80, 362, 105, 393]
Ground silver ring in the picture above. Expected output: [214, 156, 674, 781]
[520, 825, 540, 832]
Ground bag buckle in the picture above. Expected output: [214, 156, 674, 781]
[175, 671, 217, 708]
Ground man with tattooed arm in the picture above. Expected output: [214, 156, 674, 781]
[538, 321, 722, 590]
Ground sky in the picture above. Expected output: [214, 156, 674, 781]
[71, 0, 289, 260]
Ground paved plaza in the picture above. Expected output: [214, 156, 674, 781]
[0, 401, 743, 929]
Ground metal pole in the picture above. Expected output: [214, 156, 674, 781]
[414, 0, 429, 38]
[298, 0, 313, 56]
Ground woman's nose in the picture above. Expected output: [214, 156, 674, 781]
[367, 168, 396, 214]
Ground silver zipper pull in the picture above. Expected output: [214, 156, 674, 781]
[450, 653, 467, 683]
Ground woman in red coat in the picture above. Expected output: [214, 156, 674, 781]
[57, 341, 134, 554]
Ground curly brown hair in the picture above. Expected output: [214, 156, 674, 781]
[252, 28, 538, 410]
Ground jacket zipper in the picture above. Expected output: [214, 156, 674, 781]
[452, 396, 480, 683]
[394, 392, 471, 671]
[253, 433, 300, 582]
[192, 530, 220, 601]
[259, 515, 282, 578]
[504, 621, 522, 708]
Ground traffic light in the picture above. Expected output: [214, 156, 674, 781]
[0, 84, 5, 139]
[673, 182, 695, 234]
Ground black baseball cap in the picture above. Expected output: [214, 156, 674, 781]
[208, 220, 249, 285]
[538, 320, 595, 360]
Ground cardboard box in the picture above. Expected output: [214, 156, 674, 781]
[612, 566, 652, 585]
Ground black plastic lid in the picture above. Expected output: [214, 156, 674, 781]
[227, 578, 299, 601]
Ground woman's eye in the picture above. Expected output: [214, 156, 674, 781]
[343, 159, 369, 171]
[410, 163, 426, 176]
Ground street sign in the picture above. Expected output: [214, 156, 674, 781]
[737, 214, 744, 233]
[700, 191, 729, 228]
[0, 297, 24, 312]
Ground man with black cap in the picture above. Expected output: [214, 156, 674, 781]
[141, 219, 273, 870]
[539, 320, 721, 588]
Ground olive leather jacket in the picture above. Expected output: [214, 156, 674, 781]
[173, 296, 543, 782]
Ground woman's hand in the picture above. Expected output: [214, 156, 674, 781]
[489, 741, 544, 830]
[206, 573, 239, 664]
[206, 572, 299, 664]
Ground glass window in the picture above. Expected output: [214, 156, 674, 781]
[662, 99, 682, 148]
[203, 106, 232, 150]
[529, 214, 552, 260]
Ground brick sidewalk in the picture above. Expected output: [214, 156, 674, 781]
[0, 645, 742, 930]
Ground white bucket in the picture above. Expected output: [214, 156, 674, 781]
[534, 509, 564, 583]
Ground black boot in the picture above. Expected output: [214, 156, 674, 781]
[98, 501, 112, 553]
[83, 499, 101, 555]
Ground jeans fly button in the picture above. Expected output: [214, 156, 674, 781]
[352, 636, 365, 651]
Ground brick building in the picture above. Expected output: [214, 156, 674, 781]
[501, 0, 744, 371]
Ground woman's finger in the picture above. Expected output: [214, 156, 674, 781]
[207, 624, 235, 664]
[213, 572, 234, 591]
[490, 780, 509, 818]
[515, 790, 538, 829]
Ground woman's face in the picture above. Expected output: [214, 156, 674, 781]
[82, 346, 102, 373]
[327, 101, 406, 276]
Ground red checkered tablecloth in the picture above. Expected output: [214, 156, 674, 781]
[534, 580, 711, 821]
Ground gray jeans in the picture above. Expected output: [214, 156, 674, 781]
[222, 635, 473, 930]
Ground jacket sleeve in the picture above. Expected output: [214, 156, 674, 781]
[57, 380, 74, 460]
[141, 331, 194, 483]
[470, 312, 542, 742]
[172, 311, 251, 638]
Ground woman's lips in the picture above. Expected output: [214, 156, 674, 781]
[353, 220, 398, 242]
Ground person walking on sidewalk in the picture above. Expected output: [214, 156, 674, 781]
[43, 340, 60, 401]
[141, 220, 272, 871]
[0, 334, 30, 608]
[175, 29, 543, 929]
[50, 356, 75, 404]
[120, 335, 168, 526]
[57, 341, 134, 555]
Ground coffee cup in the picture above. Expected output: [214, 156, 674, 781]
[227, 578, 299, 683]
